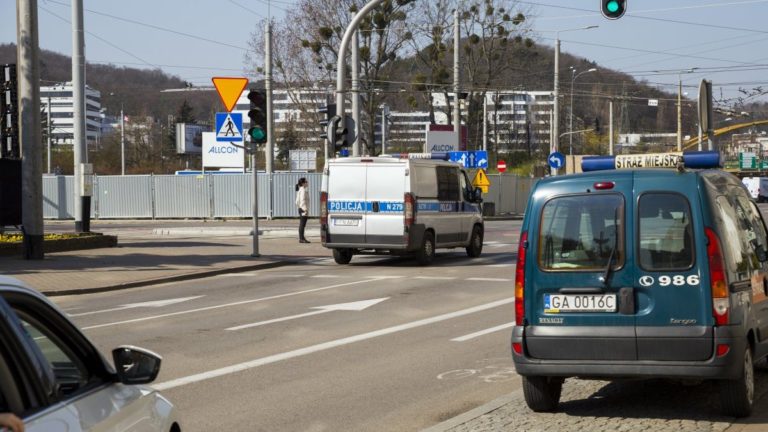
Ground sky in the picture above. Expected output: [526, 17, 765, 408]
[3, 0, 768, 109]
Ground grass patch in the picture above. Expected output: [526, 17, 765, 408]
[0, 233, 89, 244]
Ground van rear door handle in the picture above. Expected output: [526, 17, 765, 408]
[619, 287, 634, 314]
[558, 288, 603, 294]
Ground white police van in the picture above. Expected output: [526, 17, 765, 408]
[320, 155, 484, 265]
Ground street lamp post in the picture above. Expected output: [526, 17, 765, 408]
[549, 25, 598, 174]
[569, 67, 597, 155]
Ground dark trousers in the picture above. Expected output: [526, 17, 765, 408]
[298, 209, 308, 240]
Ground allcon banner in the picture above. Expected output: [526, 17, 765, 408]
[202, 132, 244, 168]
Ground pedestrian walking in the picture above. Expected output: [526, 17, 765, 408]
[295, 177, 310, 243]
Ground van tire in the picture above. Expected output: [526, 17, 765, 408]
[720, 347, 755, 417]
[466, 225, 483, 258]
[522, 376, 563, 412]
[416, 231, 435, 266]
[332, 248, 353, 265]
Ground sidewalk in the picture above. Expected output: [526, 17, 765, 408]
[0, 219, 327, 296]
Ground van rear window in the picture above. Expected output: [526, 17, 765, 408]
[638, 193, 694, 271]
[538, 194, 623, 271]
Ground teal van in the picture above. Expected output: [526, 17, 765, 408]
[511, 151, 768, 417]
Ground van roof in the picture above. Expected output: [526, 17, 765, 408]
[328, 157, 461, 167]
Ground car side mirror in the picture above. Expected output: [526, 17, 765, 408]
[112, 345, 162, 385]
[473, 187, 483, 203]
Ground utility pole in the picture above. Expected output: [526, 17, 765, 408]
[380, 104, 388, 154]
[609, 100, 614, 155]
[351, 11, 361, 157]
[553, 35, 560, 169]
[72, 0, 89, 232]
[265, 21, 274, 220]
[46, 96, 51, 174]
[453, 9, 461, 146]
[17, 0, 44, 259]
[120, 104, 125, 175]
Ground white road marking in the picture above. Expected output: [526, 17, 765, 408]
[415, 276, 457, 280]
[81, 279, 381, 330]
[311, 274, 342, 279]
[486, 264, 513, 268]
[451, 322, 516, 342]
[226, 297, 389, 331]
[70, 296, 204, 317]
[153, 297, 515, 391]
[466, 277, 512, 282]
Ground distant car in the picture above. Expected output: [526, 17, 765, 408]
[0, 276, 180, 431]
[741, 177, 768, 202]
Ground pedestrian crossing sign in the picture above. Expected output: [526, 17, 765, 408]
[215, 112, 243, 142]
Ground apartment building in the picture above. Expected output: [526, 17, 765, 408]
[40, 82, 102, 145]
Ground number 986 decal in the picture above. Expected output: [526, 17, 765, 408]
[639, 275, 700, 287]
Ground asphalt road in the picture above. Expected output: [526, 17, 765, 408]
[47, 212, 768, 432]
[52, 220, 522, 431]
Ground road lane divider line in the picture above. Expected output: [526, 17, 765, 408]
[153, 297, 515, 391]
[415, 276, 457, 280]
[450, 322, 516, 342]
[486, 264, 513, 268]
[311, 275, 342, 279]
[81, 279, 380, 331]
[466, 277, 512, 282]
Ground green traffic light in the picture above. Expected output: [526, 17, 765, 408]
[249, 126, 266, 142]
[606, 0, 619, 12]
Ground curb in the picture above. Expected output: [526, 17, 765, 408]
[41, 259, 298, 297]
[420, 389, 522, 432]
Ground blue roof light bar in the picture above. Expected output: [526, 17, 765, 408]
[582, 151, 722, 172]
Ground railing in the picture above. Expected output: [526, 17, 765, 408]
[42, 173, 533, 219]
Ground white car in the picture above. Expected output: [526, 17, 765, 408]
[0, 276, 180, 431]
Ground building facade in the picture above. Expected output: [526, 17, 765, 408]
[232, 87, 555, 155]
[40, 82, 102, 146]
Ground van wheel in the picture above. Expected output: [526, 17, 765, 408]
[332, 248, 353, 265]
[466, 225, 483, 258]
[720, 347, 755, 417]
[522, 376, 563, 412]
[416, 231, 435, 266]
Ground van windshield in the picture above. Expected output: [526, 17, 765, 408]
[538, 194, 623, 271]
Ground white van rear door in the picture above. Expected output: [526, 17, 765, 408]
[327, 164, 367, 242]
[366, 164, 407, 244]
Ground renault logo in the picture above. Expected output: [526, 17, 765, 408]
[639, 275, 655, 287]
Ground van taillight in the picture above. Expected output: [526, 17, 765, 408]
[705, 227, 729, 326]
[320, 192, 328, 226]
[515, 231, 528, 326]
[404, 193, 415, 227]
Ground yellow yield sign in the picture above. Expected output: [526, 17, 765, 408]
[472, 169, 491, 193]
[212, 77, 249, 112]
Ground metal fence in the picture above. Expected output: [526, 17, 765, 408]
[41, 172, 533, 219]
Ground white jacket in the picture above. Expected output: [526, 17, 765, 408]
[296, 186, 309, 212]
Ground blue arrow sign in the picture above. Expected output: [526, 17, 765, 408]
[215, 112, 243, 142]
[548, 151, 565, 169]
[449, 151, 488, 168]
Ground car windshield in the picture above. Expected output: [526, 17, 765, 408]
[538, 194, 623, 271]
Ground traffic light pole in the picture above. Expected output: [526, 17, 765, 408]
[351, 12, 361, 157]
[334, 0, 386, 139]
[251, 150, 259, 257]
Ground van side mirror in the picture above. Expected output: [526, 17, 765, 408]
[751, 239, 768, 262]
[112, 346, 162, 385]
[473, 187, 483, 203]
